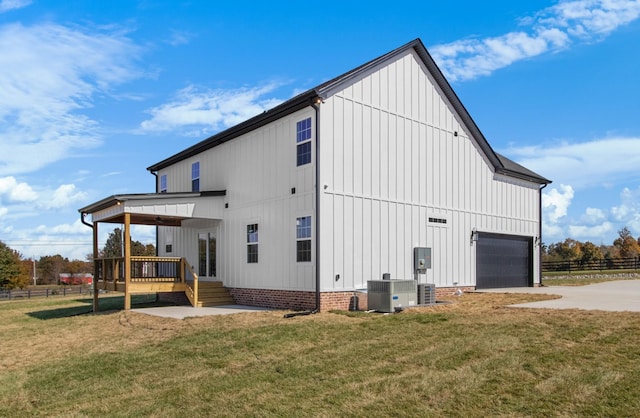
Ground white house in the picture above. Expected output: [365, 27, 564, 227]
[80, 39, 550, 312]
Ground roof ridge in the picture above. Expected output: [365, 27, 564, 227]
[147, 38, 549, 185]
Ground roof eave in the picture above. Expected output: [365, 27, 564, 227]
[78, 190, 226, 214]
[496, 168, 552, 185]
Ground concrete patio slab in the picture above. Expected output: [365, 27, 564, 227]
[476, 280, 640, 312]
[132, 304, 273, 319]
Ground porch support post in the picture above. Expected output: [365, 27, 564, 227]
[92, 222, 99, 312]
[124, 212, 132, 310]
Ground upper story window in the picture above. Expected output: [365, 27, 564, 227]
[247, 224, 258, 263]
[296, 216, 312, 262]
[191, 162, 200, 192]
[296, 118, 312, 166]
[160, 175, 167, 193]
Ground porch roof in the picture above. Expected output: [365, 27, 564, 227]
[78, 190, 226, 226]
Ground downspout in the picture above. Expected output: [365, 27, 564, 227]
[538, 183, 548, 287]
[80, 212, 92, 229]
[312, 98, 321, 313]
[151, 171, 159, 256]
[284, 96, 322, 318]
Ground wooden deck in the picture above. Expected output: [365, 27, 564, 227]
[93, 256, 234, 310]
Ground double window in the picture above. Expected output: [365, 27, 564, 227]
[191, 162, 200, 192]
[247, 224, 258, 263]
[296, 118, 312, 166]
[296, 216, 312, 262]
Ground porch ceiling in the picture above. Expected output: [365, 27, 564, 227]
[78, 191, 226, 226]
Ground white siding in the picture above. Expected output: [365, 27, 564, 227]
[155, 47, 542, 295]
[319, 50, 540, 291]
[158, 108, 316, 291]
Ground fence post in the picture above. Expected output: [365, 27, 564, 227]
[29, 289, 32, 299]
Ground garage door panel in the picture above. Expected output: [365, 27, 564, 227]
[476, 233, 532, 289]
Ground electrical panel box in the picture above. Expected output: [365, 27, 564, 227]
[367, 280, 417, 313]
[414, 247, 431, 273]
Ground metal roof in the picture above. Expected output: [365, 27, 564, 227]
[78, 190, 226, 216]
[496, 154, 551, 184]
[146, 38, 550, 185]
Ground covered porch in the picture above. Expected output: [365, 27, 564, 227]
[79, 191, 227, 311]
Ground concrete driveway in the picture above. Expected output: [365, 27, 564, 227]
[476, 280, 640, 312]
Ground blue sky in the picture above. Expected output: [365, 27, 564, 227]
[1, 0, 640, 260]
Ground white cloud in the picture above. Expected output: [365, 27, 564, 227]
[138, 83, 285, 136]
[568, 221, 615, 238]
[542, 186, 640, 243]
[431, 0, 640, 81]
[0, 176, 37, 202]
[43, 184, 88, 210]
[581, 207, 607, 223]
[5, 219, 94, 260]
[0, 0, 31, 13]
[506, 137, 640, 189]
[610, 187, 640, 234]
[543, 184, 574, 223]
[0, 22, 142, 175]
[35, 219, 89, 235]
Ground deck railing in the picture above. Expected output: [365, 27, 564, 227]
[183, 261, 199, 307]
[93, 256, 200, 307]
[95, 256, 184, 289]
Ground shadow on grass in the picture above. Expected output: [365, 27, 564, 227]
[27, 294, 177, 320]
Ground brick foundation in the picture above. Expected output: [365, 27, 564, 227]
[228, 288, 316, 311]
[228, 286, 478, 312]
[228, 288, 368, 312]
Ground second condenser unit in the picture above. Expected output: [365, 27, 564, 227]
[417, 283, 436, 305]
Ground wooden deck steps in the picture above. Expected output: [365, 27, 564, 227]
[195, 281, 235, 307]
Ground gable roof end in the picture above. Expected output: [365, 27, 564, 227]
[147, 38, 550, 185]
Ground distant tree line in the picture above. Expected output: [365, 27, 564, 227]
[0, 228, 155, 289]
[543, 227, 640, 264]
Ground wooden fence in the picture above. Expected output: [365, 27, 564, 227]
[0, 285, 90, 301]
[542, 257, 640, 273]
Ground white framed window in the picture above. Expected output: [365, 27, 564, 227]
[296, 118, 312, 166]
[191, 162, 200, 192]
[160, 175, 167, 193]
[296, 216, 312, 262]
[247, 224, 258, 263]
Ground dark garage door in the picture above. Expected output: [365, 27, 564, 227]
[476, 233, 532, 289]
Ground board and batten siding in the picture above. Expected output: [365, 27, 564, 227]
[157, 108, 317, 291]
[318, 49, 540, 291]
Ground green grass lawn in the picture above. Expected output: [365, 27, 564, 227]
[1, 291, 639, 417]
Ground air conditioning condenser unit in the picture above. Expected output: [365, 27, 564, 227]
[367, 279, 417, 313]
[417, 283, 436, 305]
